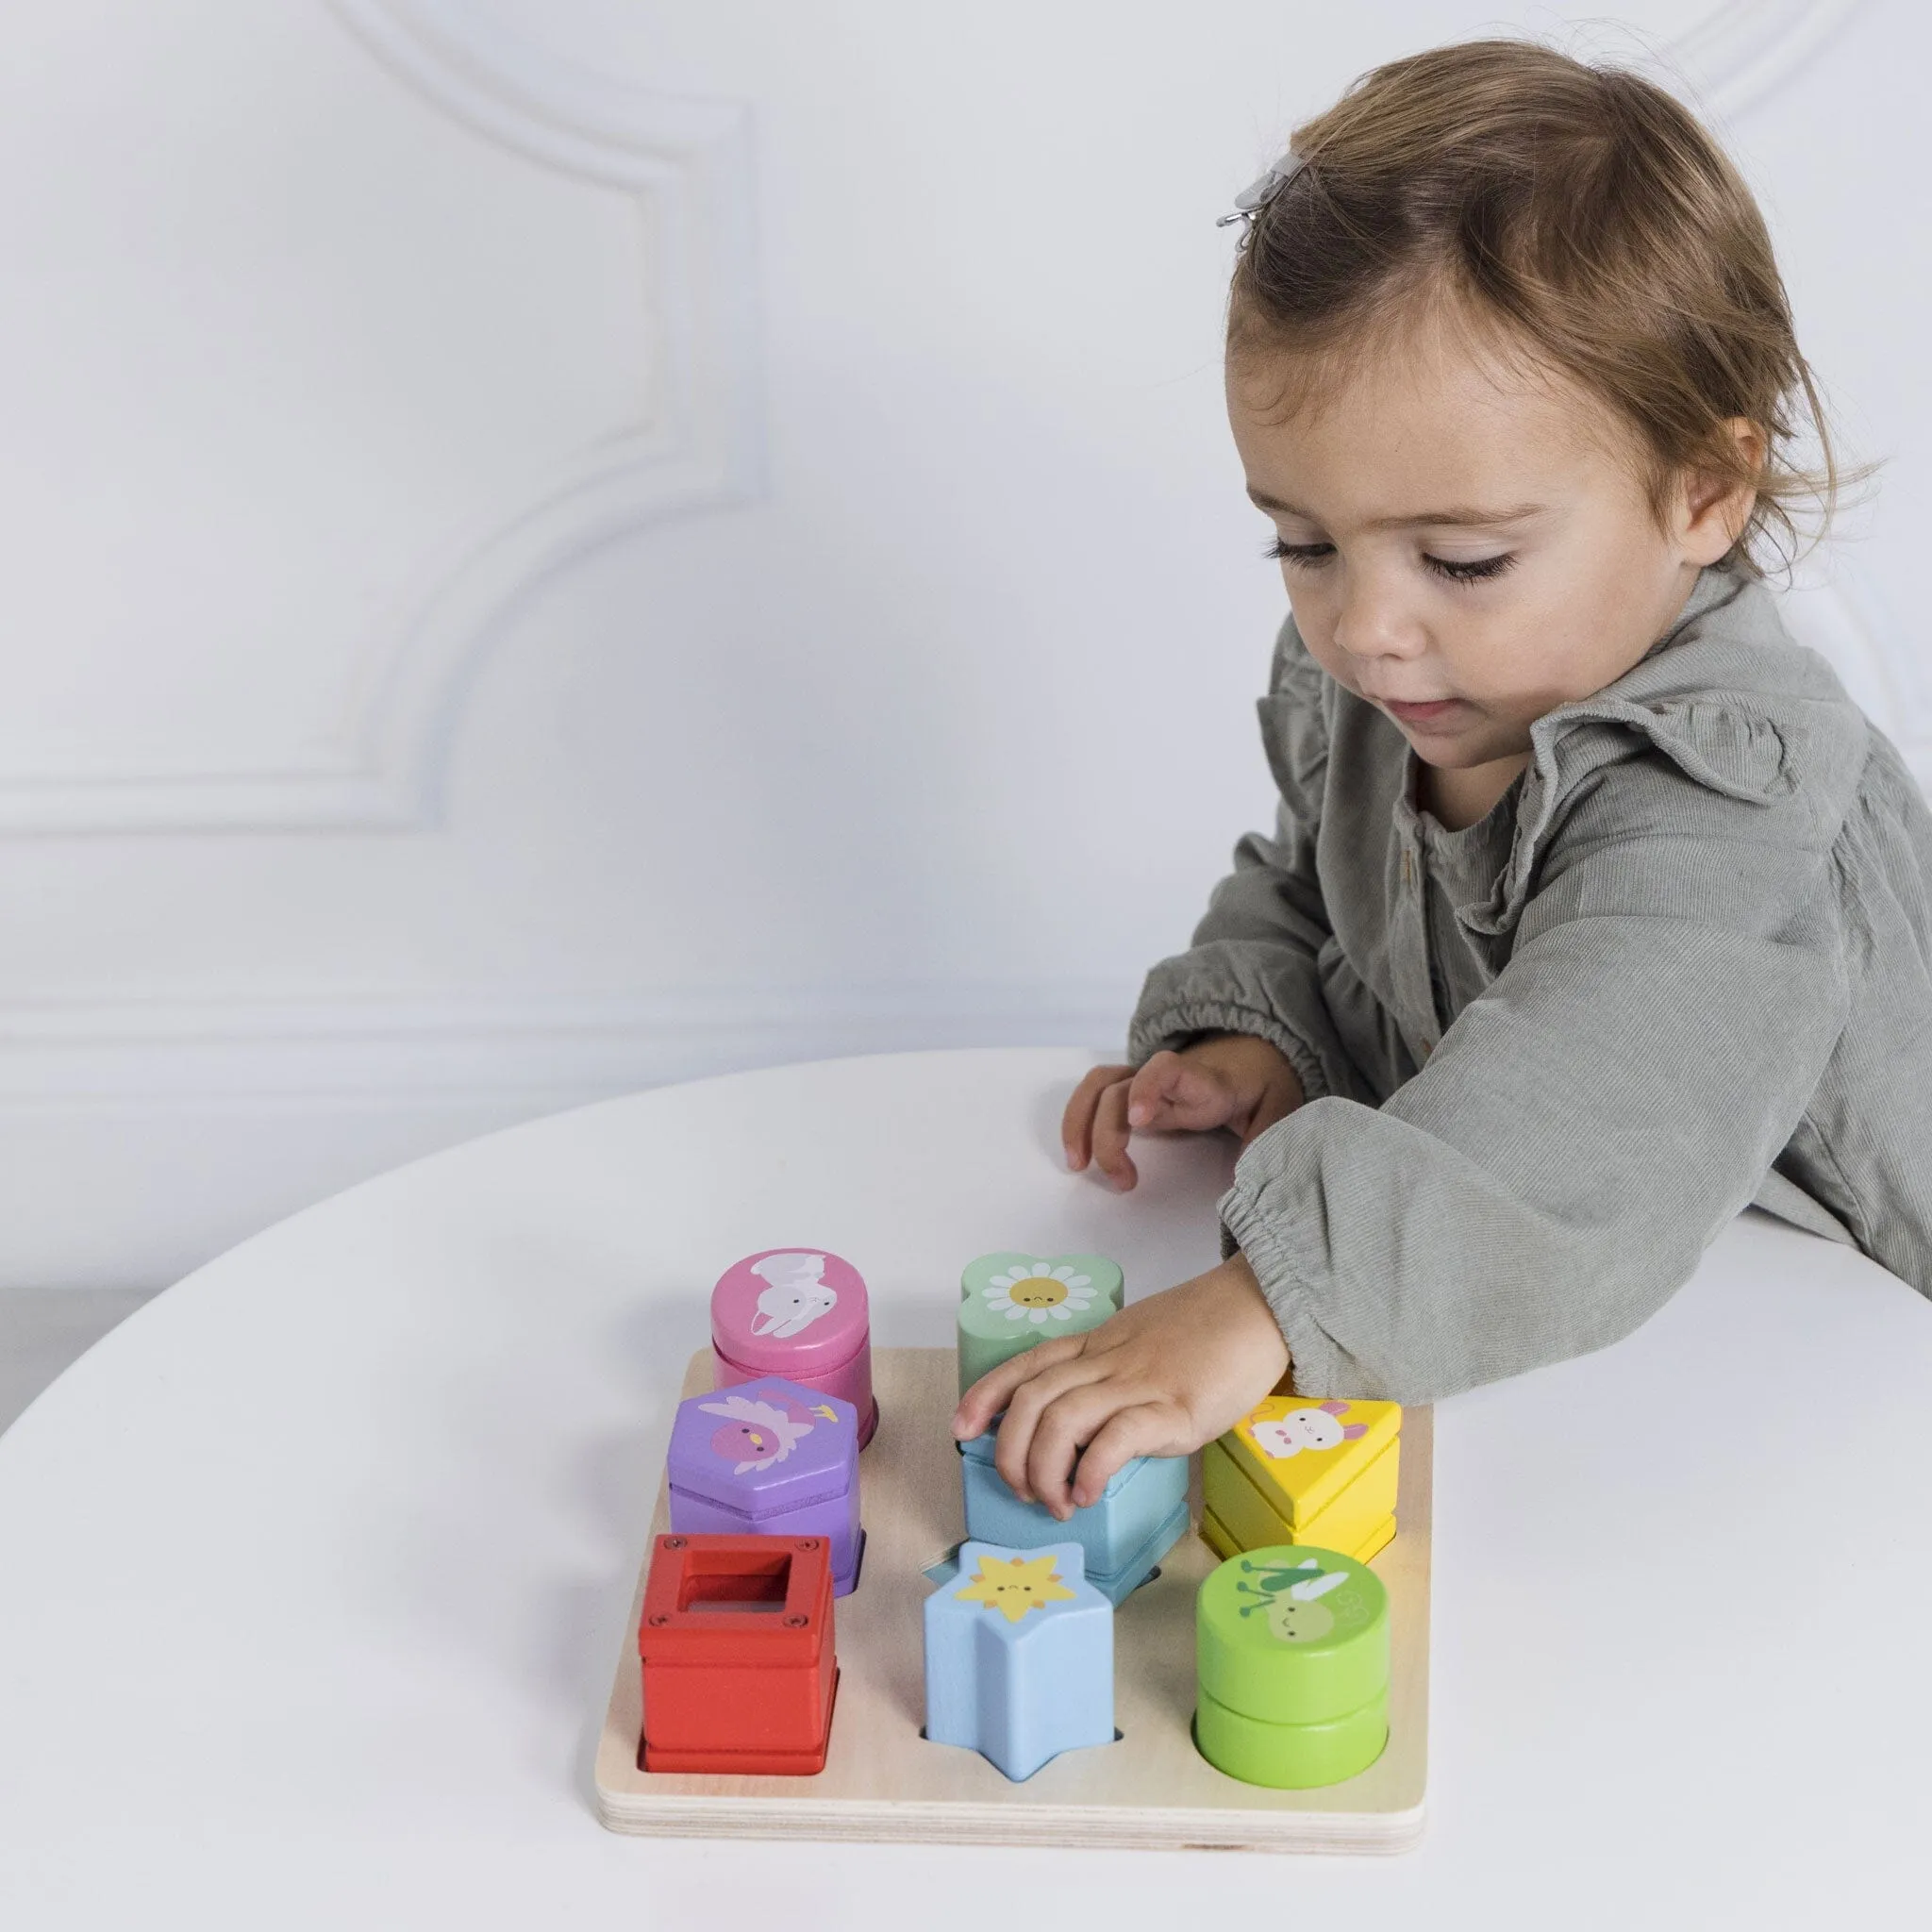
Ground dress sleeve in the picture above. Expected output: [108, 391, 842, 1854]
[1219, 737, 1851, 1404]
[1124, 616, 1373, 1105]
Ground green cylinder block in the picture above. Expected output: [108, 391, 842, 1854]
[1194, 1682, 1389, 1790]
[1195, 1543, 1389, 1725]
[1194, 1544, 1391, 1788]
[956, 1253, 1122, 1394]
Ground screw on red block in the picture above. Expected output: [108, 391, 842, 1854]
[648, 1613, 670, 1626]
[662, 1536, 686, 1550]
[795, 1540, 819, 1552]
[784, 1614, 809, 1628]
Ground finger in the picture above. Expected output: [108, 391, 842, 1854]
[1122, 1049, 1184, 1129]
[1126, 1051, 1233, 1134]
[951, 1331, 1088, 1441]
[1061, 1064, 1134, 1171]
[1022, 1380, 1131, 1521]
[1069, 1403, 1186, 1508]
[992, 1352, 1110, 1501]
[1089, 1080, 1140, 1191]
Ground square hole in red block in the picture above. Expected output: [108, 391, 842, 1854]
[676, 1545, 792, 1614]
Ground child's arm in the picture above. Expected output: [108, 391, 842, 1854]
[1123, 613, 1387, 1117]
[963, 711, 1851, 1505]
[1214, 742, 1849, 1405]
[954, 615, 1345, 1504]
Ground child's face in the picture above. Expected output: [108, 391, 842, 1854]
[1226, 306, 1757, 779]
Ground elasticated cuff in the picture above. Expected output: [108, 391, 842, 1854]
[1216, 1173, 1357, 1400]
[1124, 998, 1331, 1105]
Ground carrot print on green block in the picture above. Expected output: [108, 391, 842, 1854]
[956, 1253, 1122, 1394]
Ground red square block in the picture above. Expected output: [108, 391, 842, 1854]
[638, 1533, 839, 1774]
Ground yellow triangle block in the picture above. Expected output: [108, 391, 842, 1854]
[1198, 1500, 1394, 1568]
[1217, 1394, 1401, 1527]
[1202, 1433, 1399, 1562]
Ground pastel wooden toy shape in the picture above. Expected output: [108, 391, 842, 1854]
[923, 1540, 1114, 1781]
[1202, 1394, 1402, 1567]
[958, 1420, 1188, 1606]
[666, 1376, 864, 1594]
[956, 1252, 1123, 1394]
[637, 1532, 838, 1774]
[1194, 1544, 1391, 1789]
[712, 1248, 878, 1447]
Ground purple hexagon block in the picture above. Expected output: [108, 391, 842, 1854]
[666, 1376, 862, 1594]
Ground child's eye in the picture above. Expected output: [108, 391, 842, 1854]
[1265, 540, 1337, 569]
[1426, 552, 1517, 584]
[1263, 539, 1518, 586]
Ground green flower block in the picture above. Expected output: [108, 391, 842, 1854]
[1194, 1545, 1391, 1790]
[956, 1253, 1123, 1395]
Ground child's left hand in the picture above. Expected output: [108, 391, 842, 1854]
[950, 1252, 1290, 1520]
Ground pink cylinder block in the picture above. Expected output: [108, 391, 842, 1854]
[710, 1248, 878, 1448]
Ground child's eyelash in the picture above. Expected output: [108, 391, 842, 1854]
[1264, 539, 1518, 586]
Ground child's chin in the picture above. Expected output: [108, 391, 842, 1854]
[1403, 733, 1477, 766]
[1404, 725, 1521, 771]
[1414, 726, 1530, 773]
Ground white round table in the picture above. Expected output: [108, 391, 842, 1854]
[1, 1046, 1927, 1928]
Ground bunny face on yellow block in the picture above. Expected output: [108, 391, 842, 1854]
[1225, 1396, 1402, 1525]
[1200, 1395, 1403, 1566]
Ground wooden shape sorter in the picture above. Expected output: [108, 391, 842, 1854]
[594, 1348, 1434, 1854]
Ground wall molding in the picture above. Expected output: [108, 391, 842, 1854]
[0, 0, 1882, 833]
[0, 984, 1137, 1113]
[0, 0, 761, 833]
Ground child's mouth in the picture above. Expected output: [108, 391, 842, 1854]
[1381, 697, 1464, 729]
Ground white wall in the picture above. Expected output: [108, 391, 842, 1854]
[1, 0, 1922, 1288]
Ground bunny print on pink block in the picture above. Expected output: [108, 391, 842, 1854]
[709, 1247, 879, 1449]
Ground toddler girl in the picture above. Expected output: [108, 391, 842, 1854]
[953, 37, 1932, 1520]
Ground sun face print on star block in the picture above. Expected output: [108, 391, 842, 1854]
[952, 1550, 1078, 1624]
[923, 1541, 1116, 1782]
[956, 1251, 1124, 1393]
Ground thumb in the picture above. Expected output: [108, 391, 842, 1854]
[1125, 1051, 1237, 1133]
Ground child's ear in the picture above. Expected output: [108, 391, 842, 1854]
[1679, 416, 1765, 563]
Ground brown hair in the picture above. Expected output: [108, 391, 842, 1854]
[1228, 36, 1877, 581]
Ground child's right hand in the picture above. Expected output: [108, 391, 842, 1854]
[1060, 1032, 1305, 1190]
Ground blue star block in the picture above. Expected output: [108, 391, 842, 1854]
[958, 1427, 1190, 1605]
[923, 1541, 1115, 1782]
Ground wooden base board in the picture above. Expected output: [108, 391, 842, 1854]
[593, 1348, 1431, 1853]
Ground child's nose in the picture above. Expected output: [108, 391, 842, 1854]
[1333, 588, 1427, 661]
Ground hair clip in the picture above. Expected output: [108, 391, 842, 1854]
[1217, 149, 1307, 243]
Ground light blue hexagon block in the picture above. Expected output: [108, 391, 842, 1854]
[923, 1540, 1115, 1781]
[958, 1428, 1191, 1606]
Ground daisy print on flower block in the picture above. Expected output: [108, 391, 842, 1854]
[956, 1252, 1124, 1393]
